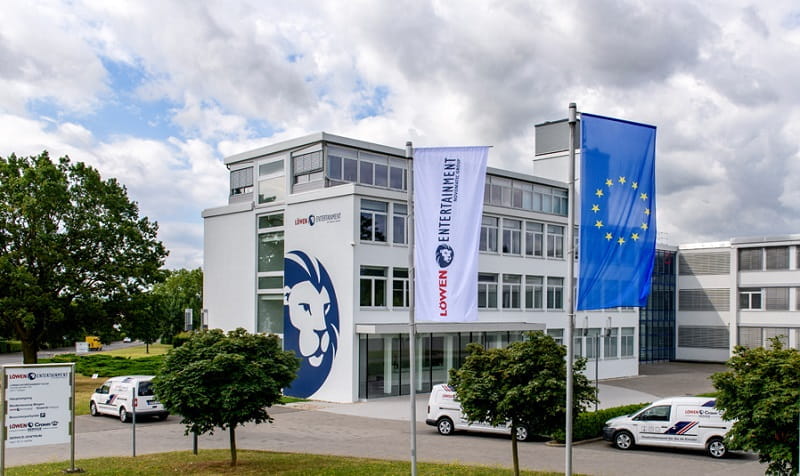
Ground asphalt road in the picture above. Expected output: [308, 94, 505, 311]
[4, 401, 764, 475]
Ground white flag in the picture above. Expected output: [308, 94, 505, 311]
[413, 147, 488, 322]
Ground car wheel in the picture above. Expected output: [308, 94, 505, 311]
[90, 402, 99, 417]
[119, 407, 129, 423]
[158, 413, 168, 421]
[614, 430, 634, 450]
[437, 417, 454, 436]
[707, 437, 727, 458]
[515, 425, 529, 442]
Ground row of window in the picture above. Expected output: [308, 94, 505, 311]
[483, 174, 569, 216]
[739, 287, 800, 311]
[359, 266, 565, 311]
[739, 246, 796, 271]
[480, 216, 565, 258]
[547, 327, 636, 359]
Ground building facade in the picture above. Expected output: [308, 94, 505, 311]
[676, 236, 800, 361]
[203, 132, 640, 403]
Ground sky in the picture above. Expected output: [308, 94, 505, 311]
[2, 1, 799, 270]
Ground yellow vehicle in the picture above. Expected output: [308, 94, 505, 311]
[85, 336, 103, 351]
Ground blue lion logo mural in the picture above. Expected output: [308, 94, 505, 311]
[283, 250, 340, 398]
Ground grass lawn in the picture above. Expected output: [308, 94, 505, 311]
[100, 343, 172, 357]
[5, 450, 570, 475]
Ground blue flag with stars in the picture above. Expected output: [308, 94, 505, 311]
[577, 113, 656, 310]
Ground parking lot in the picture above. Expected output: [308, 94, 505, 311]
[3, 362, 766, 474]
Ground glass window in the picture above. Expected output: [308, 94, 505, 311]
[478, 273, 498, 309]
[392, 268, 409, 308]
[343, 157, 358, 181]
[328, 154, 342, 181]
[739, 248, 763, 271]
[360, 266, 387, 307]
[765, 287, 789, 310]
[258, 176, 284, 204]
[259, 160, 283, 177]
[637, 405, 671, 422]
[258, 231, 284, 272]
[360, 200, 388, 242]
[766, 247, 790, 270]
[621, 327, 635, 357]
[739, 288, 762, 310]
[546, 277, 564, 310]
[501, 218, 522, 255]
[257, 295, 283, 334]
[525, 275, 543, 310]
[374, 163, 388, 187]
[480, 216, 499, 252]
[502, 274, 522, 309]
[393, 203, 408, 244]
[230, 167, 254, 195]
[258, 276, 283, 289]
[293, 150, 323, 185]
[585, 328, 600, 359]
[547, 225, 564, 259]
[258, 213, 284, 229]
[525, 221, 544, 257]
[360, 160, 374, 185]
[547, 328, 564, 345]
[389, 164, 406, 190]
[604, 328, 618, 358]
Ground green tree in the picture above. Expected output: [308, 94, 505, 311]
[152, 268, 203, 339]
[712, 338, 800, 475]
[122, 292, 166, 353]
[449, 331, 597, 476]
[153, 328, 299, 466]
[0, 152, 167, 363]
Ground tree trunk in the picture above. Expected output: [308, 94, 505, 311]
[146, 342, 150, 353]
[21, 338, 38, 364]
[511, 421, 519, 476]
[229, 424, 237, 466]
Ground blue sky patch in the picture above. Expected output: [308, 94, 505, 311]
[352, 84, 390, 120]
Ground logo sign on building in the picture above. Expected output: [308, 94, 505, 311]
[413, 146, 488, 322]
[3, 364, 73, 448]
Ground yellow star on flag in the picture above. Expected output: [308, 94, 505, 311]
[605, 178, 613, 187]
[605, 232, 613, 241]
[617, 237, 626, 245]
[595, 189, 604, 197]
[594, 220, 603, 229]
[591, 204, 600, 213]
[631, 181, 638, 189]
[618, 176, 626, 184]
[631, 233, 640, 241]
[641, 223, 649, 230]
[640, 192, 648, 201]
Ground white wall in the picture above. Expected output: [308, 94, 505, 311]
[203, 206, 256, 332]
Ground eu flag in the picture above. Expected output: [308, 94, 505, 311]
[577, 113, 656, 310]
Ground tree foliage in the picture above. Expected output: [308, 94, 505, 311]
[449, 331, 597, 476]
[153, 328, 299, 466]
[712, 339, 800, 475]
[0, 151, 167, 362]
[151, 268, 203, 339]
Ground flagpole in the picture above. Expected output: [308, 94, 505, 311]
[406, 140, 417, 476]
[565, 102, 577, 476]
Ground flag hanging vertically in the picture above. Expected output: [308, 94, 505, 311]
[414, 146, 488, 322]
[577, 114, 657, 310]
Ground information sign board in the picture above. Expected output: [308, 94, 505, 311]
[3, 365, 72, 448]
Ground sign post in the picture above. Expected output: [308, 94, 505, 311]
[1, 363, 79, 474]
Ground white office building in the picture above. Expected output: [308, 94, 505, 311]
[203, 132, 640, 403]
[677, 235, 800, 361]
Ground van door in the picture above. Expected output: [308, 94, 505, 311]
[632, 404, 672, 446]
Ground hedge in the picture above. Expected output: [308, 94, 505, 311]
[551, 402, 649, 443]
[43, 354, 166, 377]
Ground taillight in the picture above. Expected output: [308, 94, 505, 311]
[134, 398, 138, 407]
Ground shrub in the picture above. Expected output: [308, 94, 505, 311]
[551, 403, 649, 443]
[169, 331, 193, 348]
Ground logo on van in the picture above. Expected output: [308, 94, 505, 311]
[283, 251, 340, 398]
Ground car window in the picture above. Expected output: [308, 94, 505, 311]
[636, 405, 671, 421]
[138, 381, 154, 396]
[98, 384, 111, 395]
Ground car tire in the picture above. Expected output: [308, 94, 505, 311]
[515, 425, 529, 442]
[437, 417, 454, 436]
[90, 402, 99, 417]
[707, 437, 727, 458]
[119, 407, 129, 423]
[158, 413, 168, 421]
[614, 430, 634, 450]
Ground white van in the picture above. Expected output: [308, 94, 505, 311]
[602, 396, 732, 458]
[89, 375, 169, 422]
[425, 384, 530, 441]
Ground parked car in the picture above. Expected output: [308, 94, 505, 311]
[122, 336, 132, 343]
[425, 383, 529, 441]
[603, 396, 733, 458]
[89, 375, 168, 422]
